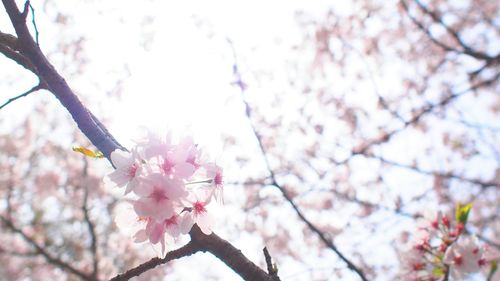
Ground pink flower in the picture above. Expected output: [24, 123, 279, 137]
[133, 174, 187, 221]
[114, 202, 148, 241]
[109, 130, 224, 252]
[139, 131, 174, 159]
[204, 162, 224, 203]
[157, 151, 196, 180]
[164, 214, 182, 239]
[108, 149, 143, 194]
[443, 235, 485, 280]
[180, 191, 214, 235]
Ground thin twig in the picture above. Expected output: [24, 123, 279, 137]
[28, 2, 39, 46]
[228, 39, 369, 281]
[349, 71, 500, 160]
[263, 247, 281, 281]
[0, 216, 93, 280]
[82, 158, 99, 280]
[412, 0, 496, 61]
[0, 83, 44, 110]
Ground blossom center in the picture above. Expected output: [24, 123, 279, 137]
[128, 164, 138, 178]
[193, 201, 206, 214]
[149, 186, 168, 203]
[161, 159, 174, 174]
[214, 172, 223, 186]
[164, 215, 178, 226]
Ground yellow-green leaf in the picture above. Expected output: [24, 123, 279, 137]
[488, 260, 498, 281]
[72, 146, 104, 158]
[455, 203, 473, 225]
[432, 267, 445, 277]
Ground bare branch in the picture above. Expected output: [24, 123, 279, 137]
[111, 225, 278, 281]
[109, 240, 200, 281]
[2, 0, 124, 161]
[189, 225, 278, 281]
[368, 154, 499, 189]
[0, 215, 93, 280]
[228, 40, 369, 281]
[401, 0, 500, 62]
[83, 184, 99, 280]
[263, 247, 281, 281]
[0, 82, 45, 110]
[412, 0, 497, 61]
[0, 31, 39, 74]
[350, 71, 500, 159]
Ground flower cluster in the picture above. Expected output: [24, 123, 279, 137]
[401, 206, 487, 281]
[108, 133, 223, 256]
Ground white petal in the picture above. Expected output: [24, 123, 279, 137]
[133, 229, 148, 243]
[179, 214, 194, 234]
[197, 213, 213, 235]
[111, 150, 132, 168]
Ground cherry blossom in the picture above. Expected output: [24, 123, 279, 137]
[108, 149, 143, 194]
[400, 207, 487, 280]
[132, 174, 186, 221]
[444, 235, 486, 280]
[180, 191, 214, 235]
[108, 131, 223, 256]
[204, 162, 224, 203]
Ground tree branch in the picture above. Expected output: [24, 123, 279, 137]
[0, 215, 93, 280]
[228, 40, 369, 281]
[263, 247, 281, 281]
[111, 225, 279, 281]
[190, 225, 278, 281]
[350, 71, 500, 159]
[2, 0, 124, 161]
[109, 240, 200, 281]
[0, 31, 39, 74]
[401, 0, 500, 63]
[412, 0, 498, 62]
[0, 82, 45, 110]
[1, 2, 282, 280]
[83, 184, 99, 280]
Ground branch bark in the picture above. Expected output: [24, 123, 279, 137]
[110, 225, 279, 281]
[2, 0, 124, 160]
[2, 2, 279, 280]
[0, 216, 94, 280]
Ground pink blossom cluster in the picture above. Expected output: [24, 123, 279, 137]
[401, 211, 486, 280]
[108, 133, 223, 255]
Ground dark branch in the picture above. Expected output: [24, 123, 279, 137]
[228, 40, 369, 281]
[0, 215, 93, 280]
[263, 247, 281, 281]
[111, 225, 279, 281]
[350, 71, 500, 159]
[82, 183, 99, 280]
[2, 0, 124, 161]
[0, 31, 39, 74]
[190, 225, 278, 281]
[2, 2, 278, 279]
[28, 1, 39, 46]
[368, 154, 499, 189]
[109, 240, 200, 281]
[413, 0, 497, 61]
[0, 83, 45, 110]
[401, 0, 500, 62]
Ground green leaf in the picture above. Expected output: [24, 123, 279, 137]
[455, 203, 473, 225]
[432, 267, 445, 277]
[488, 260, 498, 281]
